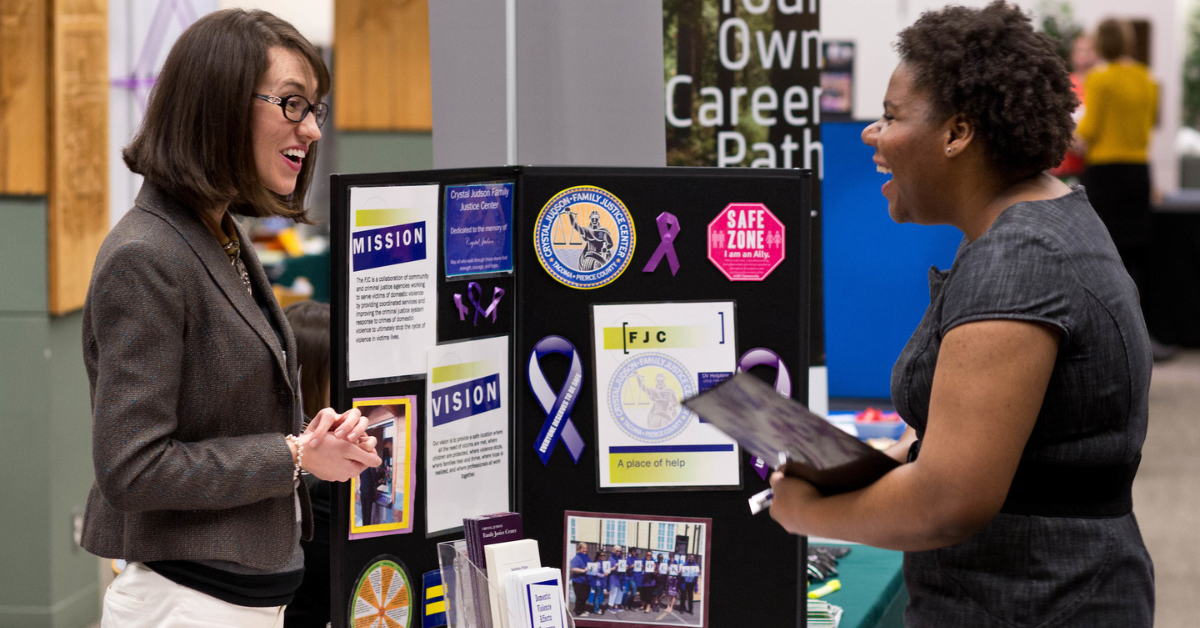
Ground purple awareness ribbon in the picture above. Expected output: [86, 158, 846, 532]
[453, 282, 505, 326]
[642, 212, 681, 276]
[528, 336, 587, 465]
[737, 348, 792, 479]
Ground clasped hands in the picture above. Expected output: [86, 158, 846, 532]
[288, 408, 382, 482]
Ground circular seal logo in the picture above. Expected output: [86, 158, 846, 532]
[607, 352, 696, 443]
[534, 185, 636, 290]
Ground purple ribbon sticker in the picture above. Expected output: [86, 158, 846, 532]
[737, 348, 792, 479]
[528, 336, 587, 465]
[453, 282, 505, 326]
[642, 212, 681, 276]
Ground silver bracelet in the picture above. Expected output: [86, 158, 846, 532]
[285, 434, 304, 481]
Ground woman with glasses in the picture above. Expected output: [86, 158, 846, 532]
[83, 10, 377, 628]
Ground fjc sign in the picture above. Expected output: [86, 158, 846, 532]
[707, 203, 785, 281]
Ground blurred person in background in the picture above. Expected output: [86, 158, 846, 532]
[1049, 33, 1097, 182]
[771, 3, 1154, 626]
[86, 10, 379, 627]
[1077, 18, 1174, 361]
[283, 300, 333, 628]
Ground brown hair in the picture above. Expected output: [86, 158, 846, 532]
[123, 9, 329, 222]
[284, 300, 330, 417]
[1095, 19, 1133, 62]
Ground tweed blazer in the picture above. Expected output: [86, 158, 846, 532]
[81, 183, 312, 570]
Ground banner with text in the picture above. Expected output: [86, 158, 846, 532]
[664, 0, 821, 174]
[664, 0, 824, 366]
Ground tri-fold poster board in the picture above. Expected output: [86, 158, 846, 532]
[330, 166, 813, 628]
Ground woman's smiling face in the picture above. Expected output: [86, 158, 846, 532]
[252, 47, 322, 197]
[861, 63, 950, 225]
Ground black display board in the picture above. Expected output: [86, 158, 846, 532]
[330, 166, 812, 628]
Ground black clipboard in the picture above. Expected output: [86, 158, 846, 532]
[683, 373, 899, 495]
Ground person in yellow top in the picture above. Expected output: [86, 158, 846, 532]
[1077, 23, 1157, 165]
[1077, 18, 1171, 359]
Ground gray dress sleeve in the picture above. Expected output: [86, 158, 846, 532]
[940, 225, 1076, 342]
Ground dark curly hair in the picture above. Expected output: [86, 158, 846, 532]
[896, 1, 1078, 176]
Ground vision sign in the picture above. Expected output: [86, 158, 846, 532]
[707, 203, 785, 281]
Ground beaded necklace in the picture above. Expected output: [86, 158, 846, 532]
[203, 211, 252, 295]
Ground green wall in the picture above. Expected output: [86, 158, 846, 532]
[335, 130, 434, 174]
[0, 196, 98, 628]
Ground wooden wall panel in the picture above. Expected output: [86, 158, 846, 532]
[0, 0, 47, 194]
[48, 0, 107, 314]
[334, 0, 432, 131]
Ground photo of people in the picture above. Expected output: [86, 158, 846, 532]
[563, 512, 710, 627]
[349, 397, 417, 538]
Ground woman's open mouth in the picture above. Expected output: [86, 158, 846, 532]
[278, 151, 302, 172]
[877, 164, 894, 195]
[280, 148, 306, 172]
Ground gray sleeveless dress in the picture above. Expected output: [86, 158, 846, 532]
[892, 187, 1155, 627]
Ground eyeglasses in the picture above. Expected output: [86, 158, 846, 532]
[254, 93, 329, 128]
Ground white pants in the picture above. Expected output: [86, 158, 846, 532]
[607, 582, 623, 607]
[102, 562, 286, 628]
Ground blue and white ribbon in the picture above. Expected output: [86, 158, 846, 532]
[737, 348, 792, 480]
[528, 336, 587, 465]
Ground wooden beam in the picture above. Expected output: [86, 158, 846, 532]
[0, 0, 47, 194]
[334, 0, 432, 131]
[48, 0, 107, 314]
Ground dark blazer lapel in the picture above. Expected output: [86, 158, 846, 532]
[134, 185, 293, 392]
[234, 217, 299, 395]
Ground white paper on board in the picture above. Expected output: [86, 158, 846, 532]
[425, 336, 511, 535]
[592, 301, 741, 489]
[347, 184, 440, 384]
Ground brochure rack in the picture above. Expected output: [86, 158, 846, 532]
[330, 166, 813, 627]
[436, 541, 576, 628]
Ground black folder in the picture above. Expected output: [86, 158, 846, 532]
[683, 373, 900, 495]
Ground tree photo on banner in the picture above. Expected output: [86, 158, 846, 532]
[664, 0, 822, 174]
[664, 0, 825, 373]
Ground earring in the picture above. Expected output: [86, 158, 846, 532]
[946, 148, 952, 154]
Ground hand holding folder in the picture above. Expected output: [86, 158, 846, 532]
[683, 373, 900, 495]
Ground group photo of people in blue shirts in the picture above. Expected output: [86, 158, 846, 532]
[566, 515, 707, 626]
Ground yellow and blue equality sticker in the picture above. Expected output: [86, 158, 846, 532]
[533, 185, 636, 289]
[422, 569, 447, 628]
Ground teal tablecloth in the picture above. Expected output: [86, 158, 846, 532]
[807, 544, 906, 628]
